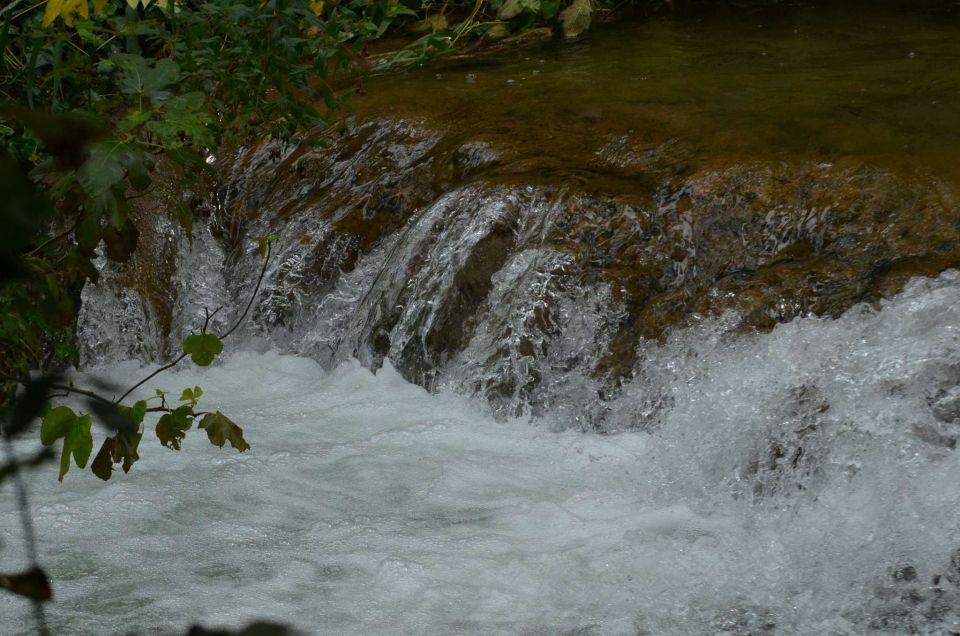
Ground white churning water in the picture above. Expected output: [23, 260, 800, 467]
[3, 272, 960, 635]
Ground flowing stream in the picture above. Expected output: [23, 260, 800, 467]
[4, 274, 960, 634]
[4, 6, 960, 635]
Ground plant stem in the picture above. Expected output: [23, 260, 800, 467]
[218, 243, 270, 339]
[113, 353, 188, 405]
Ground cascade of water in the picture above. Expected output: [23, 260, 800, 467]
[12, 270, 960, 635]
[50, 13, 960, 632]
[76, 131, 960, 429]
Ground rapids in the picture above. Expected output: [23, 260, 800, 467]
[4, 5, 960, 634]
[3, 272, 960, 634]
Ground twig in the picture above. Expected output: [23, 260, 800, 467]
[113, 354, 187, 405]
[218, 243, 270, 340]
[49, 383, 114, 405]
[27, 219, 81, 257]
[114, 242, 271, 403]
[202, 306, 223, 333]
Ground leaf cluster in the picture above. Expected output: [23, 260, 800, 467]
[0, 0, 366, 468]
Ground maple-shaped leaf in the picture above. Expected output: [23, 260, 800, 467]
[117, 400, 148, 426]
[113, 54, 180, 103]
[40, 406, 93, 481]
[183, 333, 223, 366]
[42, 0, 89, 28]
[147, 92, 215, 149]
[91, 430, 143, 480]
[198, 412, 249, 452]
[76, 142, 126, 201]
[156, 406, 194, 451]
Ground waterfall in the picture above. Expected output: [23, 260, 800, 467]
[27, 12, 960, 632]
[8, 269, 959, 634]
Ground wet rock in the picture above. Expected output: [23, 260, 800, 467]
[94, 112, 960, 424]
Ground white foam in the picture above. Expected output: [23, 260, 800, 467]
[3, 273, 960, 634]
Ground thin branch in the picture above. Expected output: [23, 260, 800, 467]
[28, 218, 81, 257]
[113, 353, 187, 405]
[218, 243, 270, 340]
[115, 244, 271, 401]
[202, 306, 223, 333]
[7, 0, 44, 21]
[49, 383, 114, 405]
[144, 406, 209, 416]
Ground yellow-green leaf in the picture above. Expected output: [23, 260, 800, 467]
[254, 235, 280, 257]
[309, 0, 324, 16]
[156, 406, 193, 451]
[40, 406, 76, 446]
[179, 386, 203, 405]
[42, 0, 90, 28]
[43, 409, 92, 482]
[91, 430, 142, 480]
[198, 412, 249, 452]
[183, 333, 223, 366]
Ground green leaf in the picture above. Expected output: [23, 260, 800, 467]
[179, 386, 203, 405]
[40, 406, 75, 446]
[156, 406, 193, 450]
[91, 430, 143, 480]
[114, 54, 180, 103]
[75, 214, 101, 254]
[66, 414, 93, 479]
[147, 93, 214, 149]
[122, 150, 153, 191]
[559, 0, 592, 38]
[255, 235, 280, 257]
[183, 334, 223, 366]
[76, 143, 126, 201]
[117, 400, 148, 426]
[198, 412, 249, 452]
[42, 408, 92, 482]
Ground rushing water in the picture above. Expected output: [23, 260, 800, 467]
[4, 272, 960, 634]
[73, 4, 960, 422]
[6, 5, 960, 635]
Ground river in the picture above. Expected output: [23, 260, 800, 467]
[3, 5, 960, 634]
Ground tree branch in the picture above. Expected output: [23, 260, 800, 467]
[218, 242, 270, 340]
[113, 353, 187, 405]
[49, 383, 114, 405]
[113, 241, 271, 403]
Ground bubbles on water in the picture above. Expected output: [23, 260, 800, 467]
[12, 272, 960, 634]
[77, 250, 162, 366]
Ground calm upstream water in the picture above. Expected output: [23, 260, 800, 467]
[4, 6, 960, 635]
